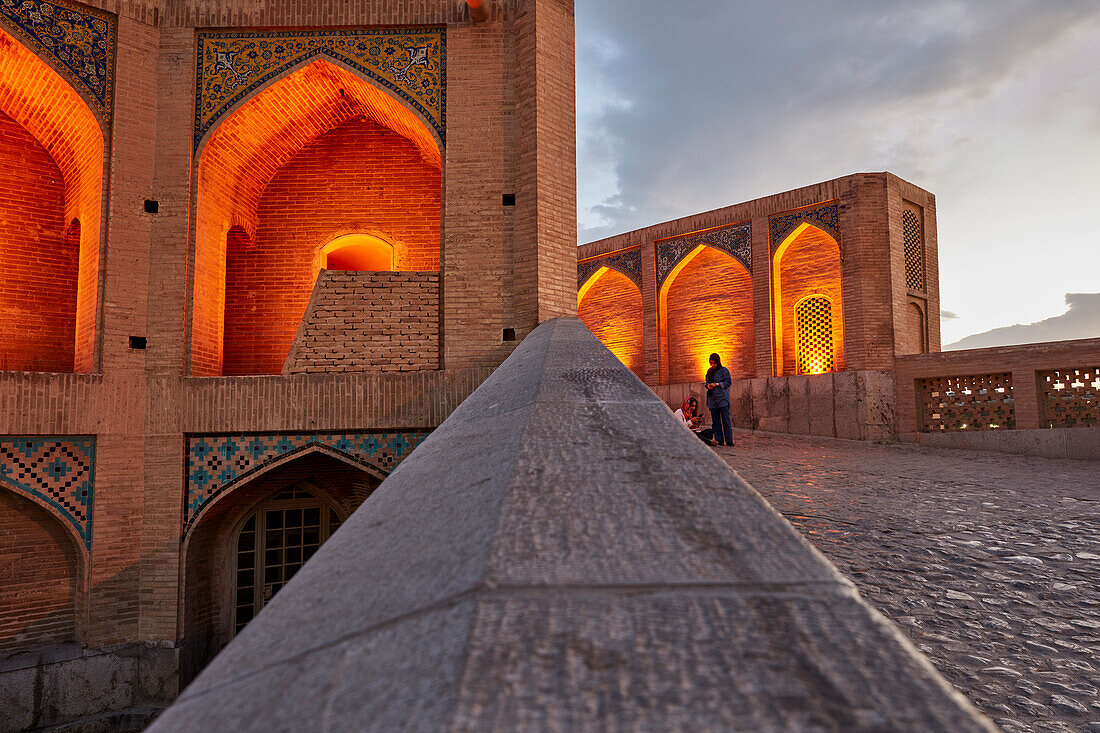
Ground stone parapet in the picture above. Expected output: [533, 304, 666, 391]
[149, 318, 993, 731]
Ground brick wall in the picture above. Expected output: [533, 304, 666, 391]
[191, 60, 441, 376]
[0, 1, 577, 723]
[0, 491, 81, 654]
[663, 248, 754, 383]
[0, 34, 105, 373]
[284, 271, 440, 374]
[775, 225, 845, 376]
[578, 269, 644, 380]
[895, 337, 1100, 434]
[0, 110, 77, 372]
[221, 118, 440, 375]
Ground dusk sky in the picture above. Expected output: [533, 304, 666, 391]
[574, 1, 1100, 347]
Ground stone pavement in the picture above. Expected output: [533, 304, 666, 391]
[719, 432, 1100, 733]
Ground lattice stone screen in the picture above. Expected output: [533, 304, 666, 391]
[1041, 367, 1100, 428]
[796, 296, 834, 375]
[918, 373, 1015, 431]
[903, 209, 925, 292]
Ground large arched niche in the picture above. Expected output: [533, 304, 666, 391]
[189, 57, 443, 376]
[180, 449, 384, 682]
[659, 245, 754, 384]
[578, 267, 644, 380]
[0, 488, 87, 654]
[0, 29, 105, 373]
[772, 223, 845, 376]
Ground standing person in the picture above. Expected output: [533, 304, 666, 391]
[705, 353, 733, 447]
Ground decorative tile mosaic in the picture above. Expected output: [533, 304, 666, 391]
[195, 27, 445, 149]
[655, 222, 751, 288]
[578, 247, 642, 290]
[185, 431, 429, 530]
[769, 202, 840, 253]
[0, 437, 95, 550]
[0, 0, 116, 124]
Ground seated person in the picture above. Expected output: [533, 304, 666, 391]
[674, 395, 714, 444]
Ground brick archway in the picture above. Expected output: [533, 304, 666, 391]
[0, 29, 106, 373]
[180, 450, 384, 681]
[188, 57, 443, 376]
[772, 223, 845, 377]
[659, 245, 754, 384]
[578, 266, 644, 380]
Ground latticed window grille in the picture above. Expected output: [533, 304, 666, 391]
[234, 485, 343, 635]
[1040, 367, 1100, 428]
[795, 296, 834, 375]
[918, 373, 1015, 431]
[903, 209, 925, 292]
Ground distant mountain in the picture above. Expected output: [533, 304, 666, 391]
[945, 293, 1100, 350]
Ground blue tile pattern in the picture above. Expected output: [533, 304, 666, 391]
[195, 27, 445, 149]
[0, 437, 95, 551]
[186, 431, 429, 530]
[769, 202, 840, 253]
[578, 247, 642, 290]
[0, 0, 116, 124]
[656, 222, 751, 288]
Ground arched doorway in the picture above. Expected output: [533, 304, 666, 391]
[772, 224, 845, 376]
[659, 245, 754, 384]
[190, 58, 442, 376]
[578, 266, 644, 379]
[0, 29, 105, 373]
[181, 451, 383, 681]
[232, 484, 344, 634]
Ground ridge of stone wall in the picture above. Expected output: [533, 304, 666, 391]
[150, 318, 994, 731]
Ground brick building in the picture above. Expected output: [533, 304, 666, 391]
[579, 174, 1098, 453]
[0, 0, 576, 728]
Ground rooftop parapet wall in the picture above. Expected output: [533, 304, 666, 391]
[149, 317, 992, 731]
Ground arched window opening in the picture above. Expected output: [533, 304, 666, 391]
[233, 485, 343, 635]
[796, 296, 835, 375]
[322, 234, 393, 272]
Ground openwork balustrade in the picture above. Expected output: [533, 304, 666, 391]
[918, 373, 1015, 431]
[1041, 367, 1100, 428]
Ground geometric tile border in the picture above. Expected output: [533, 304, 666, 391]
[195, 26, 446, 149]
[656, 221, 751, 288]
[578, 247, 642, 290]
[185, 431, 429, 532]
[0, 0, 117, 125]
[769, 202, 839, 253]
[0, 437, 95, 551]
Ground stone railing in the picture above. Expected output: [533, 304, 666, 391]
[895, 337, 1100, 459]
[149, 318, 992, 731]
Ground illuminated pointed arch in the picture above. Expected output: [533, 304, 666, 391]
[772, 222, 844, 376]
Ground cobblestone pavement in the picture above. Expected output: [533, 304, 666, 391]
[717, 432, 1100, 733]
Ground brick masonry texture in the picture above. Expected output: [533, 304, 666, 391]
[222, 117, 441, 375]
[0, 2, 577, 727]
[285, 271, 440, 375]
[579, 174, 927, 385]
[0, 110, 76, 372]
[577, 268, 643, 380]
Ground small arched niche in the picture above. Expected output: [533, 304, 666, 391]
[322, 234, 394, 272]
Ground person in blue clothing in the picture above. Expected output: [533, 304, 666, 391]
[705, 353, 733, 447]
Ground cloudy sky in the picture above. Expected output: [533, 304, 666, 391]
[575, 1, 1100, 347]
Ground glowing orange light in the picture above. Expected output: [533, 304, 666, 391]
[321, 234, 393, 271]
